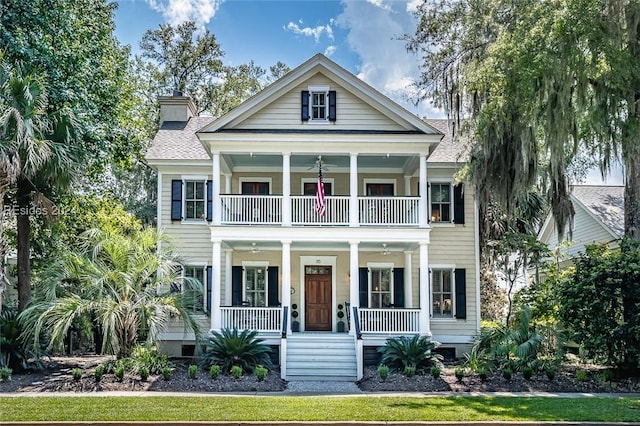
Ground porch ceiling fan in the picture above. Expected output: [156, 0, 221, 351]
[380, 243, 391, 256]
[306, 155, 337, 172]
[243, 243, 261, 254]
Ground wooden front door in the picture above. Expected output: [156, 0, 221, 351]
[305, 266, 332, 331]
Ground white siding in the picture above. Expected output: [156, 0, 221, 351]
[228, 74, 409, 131]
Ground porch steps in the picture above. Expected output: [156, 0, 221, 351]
[285, 334, 357, 381]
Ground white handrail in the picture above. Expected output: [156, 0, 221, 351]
[220, 307, 282, 332]
[220, 195, 282, 224]
[358, 308, 421, 333]
[291, 195, 349, 225]
[358, 196, 419, 225]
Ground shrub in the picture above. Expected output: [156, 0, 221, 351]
[139, 366, 149, 381]
[0, 306, 43, 371]
[454, 367, 465, 382]
[545, 367, 556, 381]
[502, 368, 513, 381]
[596, 369, 615, 384]
[576, 369, 588, 382]
[188, 364, 198, 379]
[94, 365, 105, 383]
[162, 367, 172, 381]
[199, 328, 272, 373]
[0, 367, 12, 382]
[430, 366, 441, 379]
[71, 368, 83, 382]
[255, 365, 268, 381]
[209, 365, 221, 379]
[131, 345, 171, 375]
[522, 366, 534, 380]
[114, 365, 125, 382]
[403, 365, 416, 378]
[231, 365, 243, 379]
[477, 366, 488, 382]
[378, 335, 442, 372]
[378, 364, 389, 381]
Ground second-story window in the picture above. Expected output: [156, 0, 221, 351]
[185, 181, 205, 219]
[430, 183, 452, 223]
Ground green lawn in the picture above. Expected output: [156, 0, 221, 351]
[1, 396, 639, 422]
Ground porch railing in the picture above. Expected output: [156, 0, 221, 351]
[220, 195, 282, 225]
[220, 307, 282, 332]
[218, 195, 420, 226]
[358, 308, 421, 333]
[291, 195, 350, 225]
[358, 196, 419, 226]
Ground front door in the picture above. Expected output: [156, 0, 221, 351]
[305, 266, 332, 331]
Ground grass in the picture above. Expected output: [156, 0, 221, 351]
[0, 396, 639, 422]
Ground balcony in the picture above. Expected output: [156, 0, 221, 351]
[220, 195, 420, 226]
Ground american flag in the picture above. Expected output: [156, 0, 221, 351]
[315, 162, 326, 216]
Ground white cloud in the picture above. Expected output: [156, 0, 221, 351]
[324, 45, 337, 57]
[406, 0, 422, 13]
[284, 21, 334, 43]
[335, 0, 442, 118]
[146, 0, 222, 28]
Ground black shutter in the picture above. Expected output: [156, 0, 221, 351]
[328, 90, 336, 121]
[359, 267, 368, 307]
[268, 266, 279, 306]
[206, 180, 213, 221]
[232, 266, 243, 306]
[454, 183, 465, 224]
[171, 180, 182, 220]
[301, 91, 309, 121]
[455, 268, 466, 319]
[206, 266, 212, 312]
[393, 268, 404, 308]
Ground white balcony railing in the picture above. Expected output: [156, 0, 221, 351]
[291, 195, 350, 225]
[220, 195, 282, 224]
[358, 196, 419, 225]
[358, 308, 421, 333]
[218, 195, 420, 226]
[220, 307, 282, 332]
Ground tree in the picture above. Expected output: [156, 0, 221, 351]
[557, 240, 640, 373]
[19, 228, 202, 359]
[0, 61, 78, 310]
[408, 0, 640, 241]
[1, 0, 135, 308]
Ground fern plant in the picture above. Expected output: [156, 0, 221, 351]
[378, 335, 442, 372]
[199, 328, 272, 373]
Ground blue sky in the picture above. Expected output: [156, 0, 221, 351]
[113, 0, 623, 185]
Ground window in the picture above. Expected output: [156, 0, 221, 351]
[183, 266, 205, 312]
[244, 266, 267, 307]
[430, 183, 451, 222]
[303, 181, 333, 195]
[185, 180, 205, 219]
[370, 268, 393, 308]
[432, 269, 453, 318]
[311, 92, 327, 120]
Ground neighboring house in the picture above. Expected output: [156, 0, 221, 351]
[145, 54, 480, 381]
[538, 185, 624, 265]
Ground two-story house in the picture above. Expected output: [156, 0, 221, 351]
[145, 54, 480, 381]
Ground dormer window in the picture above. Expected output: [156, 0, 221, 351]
[301, 86, 336, 122]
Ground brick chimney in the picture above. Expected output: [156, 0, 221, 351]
[158, 91, 197, 125]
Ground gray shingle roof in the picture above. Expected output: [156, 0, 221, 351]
[571, 185, 625, 237]
[145, 117, 215, 161]
[425, 119, 468, 163]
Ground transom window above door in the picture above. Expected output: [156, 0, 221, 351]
[366, 183, 394, 196]
[241, 181, 269, 195]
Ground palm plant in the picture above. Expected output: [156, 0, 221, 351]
[378, 335, 443, 372]
[199, 328, 272, 373]
[19, 228, 201, 359]
[0, 58, 77, 309]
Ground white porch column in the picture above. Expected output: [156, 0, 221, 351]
[224, 173, 232, 194]
[419, 154, 428, 228]
[418, 241, 430, 335]
[281, 240, 292, 334]
[282, 153, 291, 226]
[212, 153, 222, 226]
[211, 239, 222, 330]
[224, 248, 232, 306]
[404, 250, 413, 308]
[349, 154, 359, 227]
[404, 175, 412, 196]
[349, 241, 360, 333]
